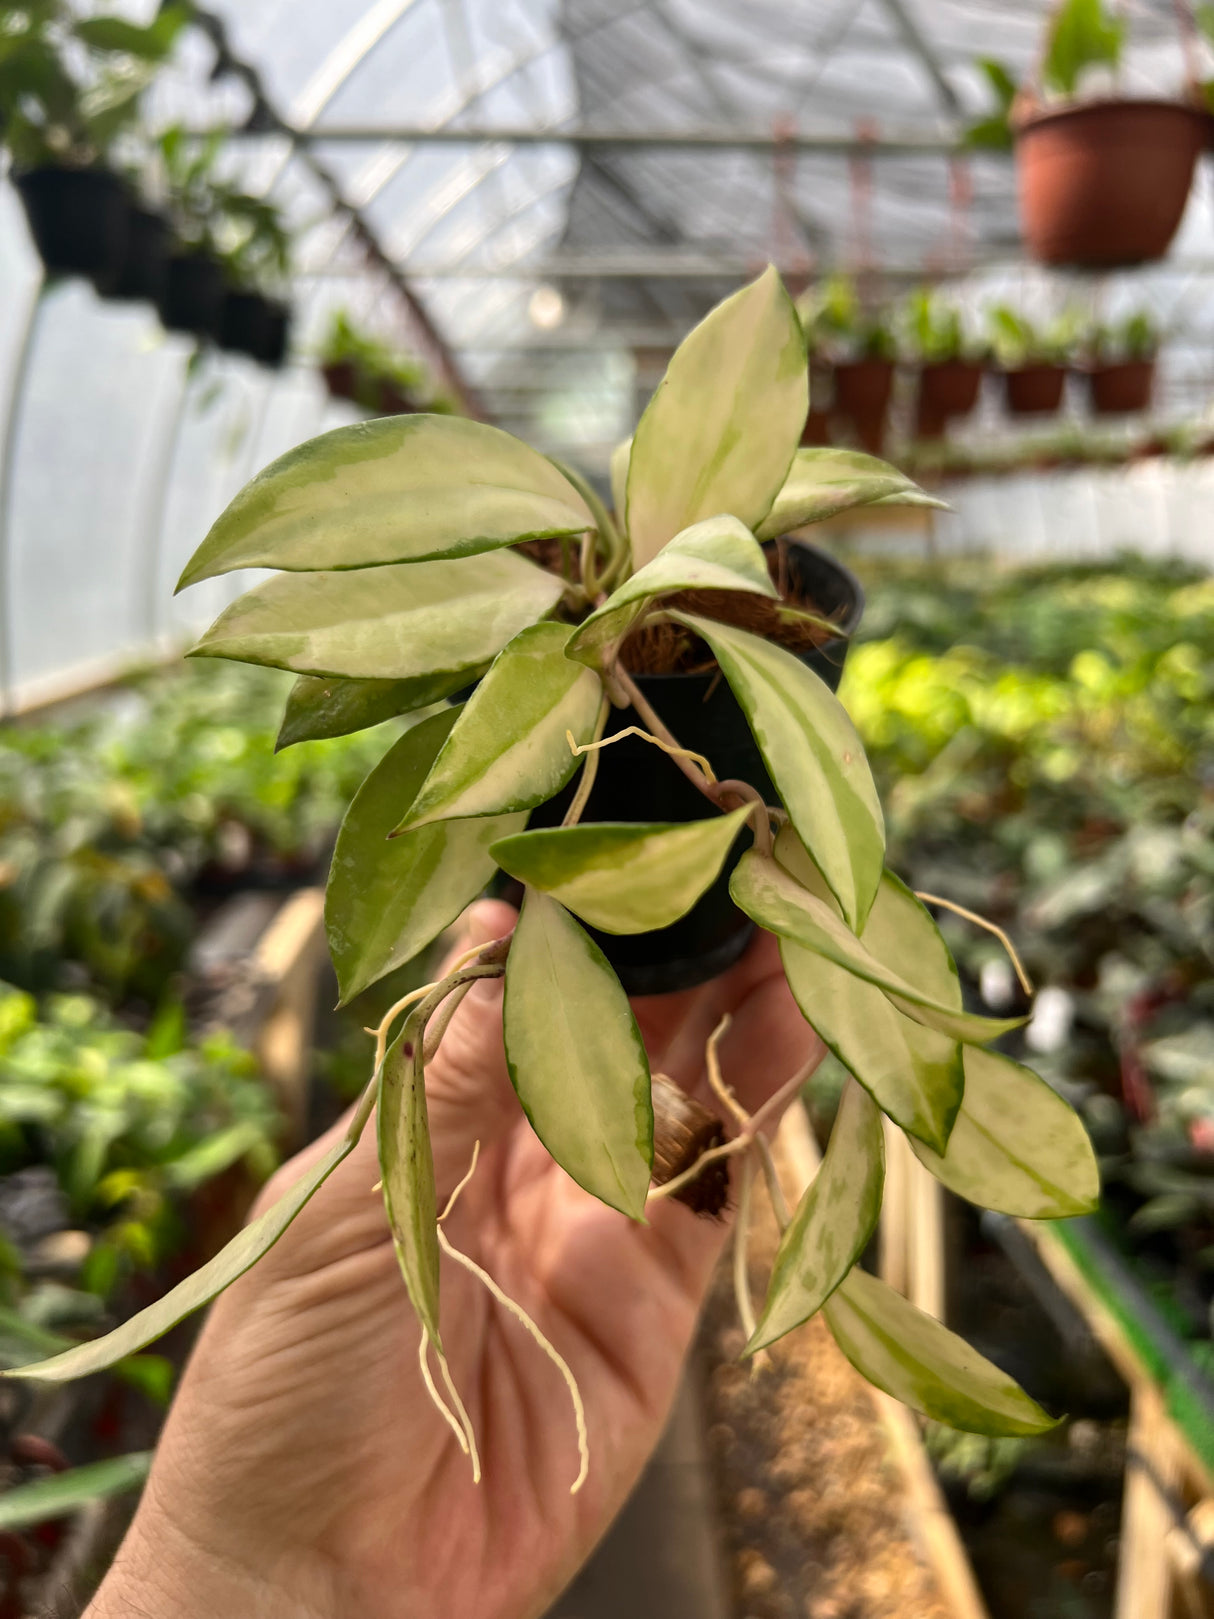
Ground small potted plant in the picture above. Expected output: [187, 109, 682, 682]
[972, 0, 1207, 266]
[8, 270, 1098, 1477]
[903, 287, 986, 439]
[1083, 310, 1159, 414]
[212, 192, 293, 366]
[0, 4, 187, 293]
[987, 303, 1077, 416]
[319, 311, 429, 413]
[802, 275, 897, 453]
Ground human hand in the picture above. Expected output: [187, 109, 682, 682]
[88, 902, 821, 1619]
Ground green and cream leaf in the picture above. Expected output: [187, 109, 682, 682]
[189, 551, 563, 681]
[396, 624, 601, 832]
[823, 1267, 1057, 1436]
[503, 892, 652, 1218]
[276, 670, 471, 750]
[378, 1020, 442, 1347]
[491, 808, 751, 934]
[911, 1047, 1100, 1218]
[731, 851, 1025, 1045]
[177, 415, 595, 587]
[566, 515, 776, 666]
[626, 266, 806, 566]
[747, 1082, 884, 1354]
[326, 710, 525, 1004]
[755, 448, 942, 541]
[677, 613, 883, 930]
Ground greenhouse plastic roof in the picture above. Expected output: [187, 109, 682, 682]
[2, 0, 1214, 709]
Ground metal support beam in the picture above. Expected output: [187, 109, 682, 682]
[874, 0, 964, 117]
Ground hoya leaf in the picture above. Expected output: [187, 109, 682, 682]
[755, 448, 942, 541]
[627, 266, 806, 566]
[731, 851, 1025, 1045]
[823, 1267, 1057, 1436]
[775, 831, 964, 1151]
[395, 624, 601, 833]
[378, 1021, 442, 1347]
[189, 551, 563, 681]
[504, 891, 652, 1218]
[4, 1114, 366, 1382]
[276, 670, 469, 751]
[491, 807, 751, 935]
[176, 416, 594, 588]
[747, 1084, 884, 1354]
[326, 709, 525, 1004]
[610, 436, 632, 533]
[911, 1047, 1100, 1219]
[677, 613, 883, 930]
[566, 515, 776, 666]
[0, 1452, 152, 1531]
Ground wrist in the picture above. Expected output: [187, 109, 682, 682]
[86, 1493, 339, 1619]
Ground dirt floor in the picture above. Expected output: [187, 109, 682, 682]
[699, 1192, 951, 1619]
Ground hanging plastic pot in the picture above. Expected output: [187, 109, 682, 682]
[377, 379, 419, 415]
[800, 408, 831, 446]
[14, 167, 130, 293]
[322, 361, 359, 402]
[520, 540, 864, 995]
[918, 360, 984, 421]
[259, 301, 291, 369]
[111, 207, 170, 304]
[159, 251, 225, 337]
[1087, 358, 1155, 414]
[833, 360, 895, 453]
[1015, 99, 1206, 267]
[1003, 364, 1066, 416]
[218, 289, 272, 360]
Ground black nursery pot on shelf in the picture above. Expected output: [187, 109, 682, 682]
[524, 538, 864, 996]
[15, 167, 131, 292]
[159, 250, 225, 337]
[111, 206, 170, 303]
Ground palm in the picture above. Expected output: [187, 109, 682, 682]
[132, 906, 818, 1619]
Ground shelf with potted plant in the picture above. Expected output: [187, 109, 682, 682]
[0, 2, 189, 295]
[5, 269, 1102, 1489]
[967, 0, 1208, 268]
[799, 274, 899, 454]
[902, 288, 987, 441]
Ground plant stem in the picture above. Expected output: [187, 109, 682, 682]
[914, 892, 1034, 996]
[611, 665, 774, 857]
[562, 693, 610, 827]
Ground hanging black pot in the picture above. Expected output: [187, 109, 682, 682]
[218, 289, 272, 360]
[14, 167, 130, 293]
[520, 539, 865, 995]
[259, 300, 291, 368]
[159, 251, 225, 337]
[111, 206, 170, 303]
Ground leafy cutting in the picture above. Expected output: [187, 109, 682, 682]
[6, 267, 1099, 1486]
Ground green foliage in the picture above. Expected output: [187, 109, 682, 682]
[0, 981, 278, 1301]
[157, 124, 292, 287]
[964, 59, 1018, 150]
[320, 310, 455, 414]
[1088, 310, 1159, 363]
[11, 270, 1096, 1445]
[1043, 0, 1125, 97]
[986, 303, 1082, 368]
[798, 274, 897, 363]
[901, 287, 982, 364]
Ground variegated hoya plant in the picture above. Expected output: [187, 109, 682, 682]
[8, 268, 1098, 1480]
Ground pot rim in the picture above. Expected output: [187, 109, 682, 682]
[623, 535, 864, 687]
[1014, 95, 1208, 138]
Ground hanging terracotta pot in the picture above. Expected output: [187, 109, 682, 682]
[800, 408, 831, 446]
[918, 360, 984, 422]
[1003, 365, 1066, 416]
[1015, 99, 1206, 267]
[1087, 358, 1155, 414]
[322, 360, 359, 402]
[833, 360, 894, 453]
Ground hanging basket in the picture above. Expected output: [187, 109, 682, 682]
[1087, 358, 1155, 414]
[14, 167, 130, 293]
[260, 301, 291, 369]
[159, 251, 225, 338]
[218, 289, 272, 361]
[833, 359, 895, 454]
[111, 207, 170, 304]
[1003, 364, 1067, 416]
[918, 360, 984, 422]
[1014, 99, 1206, 267]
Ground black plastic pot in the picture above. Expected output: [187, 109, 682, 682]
[111, 206, 170, 303]
[218, 289, 272, 360]
[14, 167, 131, 292]
[525, 539, 864, 995]
[159, 251, 225, 337]
[260, 300, 291, 368]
